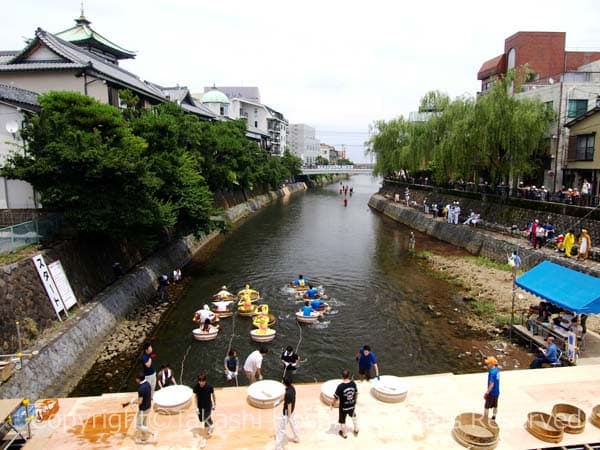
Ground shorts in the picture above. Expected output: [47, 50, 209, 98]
[358, 366, 373, 380]
[339, 407, 356, 424]
[484, 395, 499, 409]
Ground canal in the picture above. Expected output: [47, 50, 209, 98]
[75, 174, 491, 395]
[150, 174, 484, 385]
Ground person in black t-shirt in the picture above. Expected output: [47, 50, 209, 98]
[274, 377, 300, 449]
[281, 346, 299, 372]
[193, 372, 216, 435]
[332, 369, 359, 439]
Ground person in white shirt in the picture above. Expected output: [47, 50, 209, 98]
[243, 347, 268, 384]
[194, 305, 217, 324]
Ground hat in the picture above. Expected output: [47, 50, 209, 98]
[484, 356, 498, 365]
[221, 285, 227, 290]
[535, 219, 539, 223]
[203, 304, 209, 310]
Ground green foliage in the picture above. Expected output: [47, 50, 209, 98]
[1, 91, 168, 238]
[366, 78, 555, 184]
[419, 90, 450, 113]
[337, 157, 354, 165]
[128, 103, 214, 236]
[280, 149, 303, 178]
[470, 299, 496, 319]
[2, 92, 299, 242]
[464, 256, 512, 272]
[315, 155, 329, 165]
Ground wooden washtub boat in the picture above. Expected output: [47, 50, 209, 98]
[153, 385, 193, 414]
[247, 380, 285, 409]
[238, 304, 258, 317]
[552, 403, 586, 434]
[591, 405, 600, 428]
[296, 311, 320, 324]
[371, 375, 409, 403]
[526, 411, 564, 443]
[452, 413, 499, 449]
[320, 379, 344, 406]
[192, 326, 219, 341]
[250, 328, 276, 343]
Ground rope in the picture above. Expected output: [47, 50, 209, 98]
[179, 344, 191, 384]
[225, 308, 238, 387]
[282, 315, 304, 381]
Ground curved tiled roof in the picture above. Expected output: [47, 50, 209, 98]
[55, 14, 136, 60]
[0, 29, 164, 102]
[0, 83, 39, 111]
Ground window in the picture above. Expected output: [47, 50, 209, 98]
[507, 48, 516, 70]
[568, 99, 588, 118]
[576, 134, 595, 161]
[254, 121, 258, 128]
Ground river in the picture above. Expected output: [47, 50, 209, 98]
[74, 175, 491, 395]
[147, 174, 484, 385]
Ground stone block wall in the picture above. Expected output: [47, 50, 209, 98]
[0, 182, 306, 400]
[382, 180, 600, 244]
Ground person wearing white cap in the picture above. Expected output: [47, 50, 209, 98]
[483, 356, 500, 421]
[215, 285, 233, 299]
[194, 304, 217, 324]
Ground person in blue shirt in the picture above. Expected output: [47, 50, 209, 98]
[529, 336, 560, 368]
[356, 345, 380, 381]
[483, 356, 500, 421]
[301, 301, 314, 317]
[310, 298, 324, 310]
[294, 275, 307, 287]
[305, 285, 320, 299]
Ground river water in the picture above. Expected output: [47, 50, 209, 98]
[143, 175, 484, 386]
[75, 175, 490, 395]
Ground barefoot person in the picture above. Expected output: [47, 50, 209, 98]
[332, 369, 359, 439]
[483, 356, 500, 421]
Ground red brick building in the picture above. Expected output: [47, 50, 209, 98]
[478, 31, 600, 93]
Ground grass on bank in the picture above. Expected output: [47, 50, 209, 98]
[464, 255, 512, 272]
[0, 243, 42, 265]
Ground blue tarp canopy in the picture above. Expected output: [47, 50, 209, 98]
[516, 260, 600, 314]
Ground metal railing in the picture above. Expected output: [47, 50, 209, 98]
[0, 214, 62, 254]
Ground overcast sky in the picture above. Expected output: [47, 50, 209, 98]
[2, 0, 599, 161]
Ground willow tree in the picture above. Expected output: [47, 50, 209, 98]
[473, 77, 555, 186]
[366, 117, 412, 176]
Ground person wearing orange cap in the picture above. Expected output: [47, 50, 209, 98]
[483, 356, 500, 421]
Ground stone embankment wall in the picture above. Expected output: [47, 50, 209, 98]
[0, 182, 306, 400]
[369, 194, 600, 279]
[382, 180, 600, 244]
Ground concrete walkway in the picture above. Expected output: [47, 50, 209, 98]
[17, 364, 600, 449]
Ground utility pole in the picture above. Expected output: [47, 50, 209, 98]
[553, 52, 568, 193]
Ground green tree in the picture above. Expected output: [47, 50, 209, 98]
[0, 91, 170, 237]
[337, 157, 354, 165]
[315, 155, 329, 165]
[418, 90, 450, 113]
[128, 102, 215, 236]
[280, 149, 303, 179]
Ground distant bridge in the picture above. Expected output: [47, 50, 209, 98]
[301, 165, 373, 175]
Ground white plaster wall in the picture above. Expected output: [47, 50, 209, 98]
[0, 103, 37, 208]
[0, 72, 110, 104]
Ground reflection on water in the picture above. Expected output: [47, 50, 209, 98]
[79, 175, 478, 395]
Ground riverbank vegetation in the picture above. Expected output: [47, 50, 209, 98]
[1, 92, 303, 243]
[366, 74, 555, 187]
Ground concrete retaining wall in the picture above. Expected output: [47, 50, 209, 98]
[368, 194, 600, 278]
[0, 182, 306, 400]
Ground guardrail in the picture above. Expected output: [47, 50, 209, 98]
[0, 214, 62, 254]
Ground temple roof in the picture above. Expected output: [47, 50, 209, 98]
[55, 10, 136, 61]
[0, 28, 164, 102]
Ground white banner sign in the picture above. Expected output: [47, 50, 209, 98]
[32, 254, 65, 320]
[48, 260, 77, 310]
